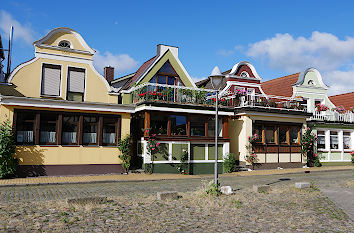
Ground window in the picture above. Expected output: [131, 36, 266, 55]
[252, 124, 263, 143]
[16, 112, 36, 144]
[265, 126, 275, 143]
[290, 127, 300, 144]
[343, 132, 351, 150]
[83, 116, 98, 145]
[151, 115, 168, 135]
[58, 40, 71, 48]
[41, 64, 61, 96]
[170, 115, 187, 136]
[148, 61, 183, 86]
[67, 67, 85, 101]
[330, 131, 339, 150]
[279, 126, 288, 144]
[40, 114, 57, 144]
[207, 117, 222, 137]
[103, 117, 118, 146]
[62, 115, 79, 145]
[317, 130, 326, 150]
[308, 80, 314, 85]
[190, 117, 205, 136]
[240, 71, 249, 78]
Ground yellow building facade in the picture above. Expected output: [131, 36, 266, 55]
[0, 28, 133, 176]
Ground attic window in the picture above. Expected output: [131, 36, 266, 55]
[240, 71, 249, 78]
[308, 80, 314, 85]
[58, 40, 71, 48]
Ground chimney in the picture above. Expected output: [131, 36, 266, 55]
[104, 66, 114, 83]
[157, 44, 178, 57]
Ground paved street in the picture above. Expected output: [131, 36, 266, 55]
[0, 170, 353, 232]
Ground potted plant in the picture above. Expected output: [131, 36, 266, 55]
[315, 104, 329, 112]
[333, 106, 346, 114]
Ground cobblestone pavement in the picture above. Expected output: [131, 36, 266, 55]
[0, 170, 352, 203]
[0, 170, 353, 232]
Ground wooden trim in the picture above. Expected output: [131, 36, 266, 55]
[186, 114, 190, 137]
[275, 126, 278, 145]
[57, 114, 62, 145]
[286, 127, 290, 145]
[205, 121, 209, 138]
[144, 112, 150, 137]
[98, 116, 103, 146]
[34, 113, 40, 145]
[222, 117, 229, 138]
[78, 115, 83, 145]
[262, 125, 265, 144]
[167, 116, 171, 136]
[12, 112, 17, 139]
[117, 116, 121, 141]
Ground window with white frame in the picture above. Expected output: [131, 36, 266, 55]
[317, 130, 326, 149]
[67, 67, 85, 101]
[343, 132, 351, 150]
[330, 131, 339, 150]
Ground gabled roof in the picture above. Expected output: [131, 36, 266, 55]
[329, 92, 354, 110]
[121, 56, 157, 90]
[261, 73, 300, 97]
[0, 84, 24, 97]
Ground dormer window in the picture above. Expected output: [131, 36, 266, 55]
[240, 71, 249, 78]
[58, 40, 71, 48]
[308, 80, 314, 85]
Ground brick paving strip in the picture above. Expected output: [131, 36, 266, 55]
[0, 165, 352, 187]
[321, 187, 354, 221]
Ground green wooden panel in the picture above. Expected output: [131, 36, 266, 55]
[208, 144, 223, 160]
[191, 144, 206, 160]
[343, 152, 352, 160]
[172, 143, 188, 160]
[152, 143, 169, 161]
[151, 162, 223, 174]
[330, 152, 341, 161]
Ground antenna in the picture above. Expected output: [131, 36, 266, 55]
[6, 26, 14, 77]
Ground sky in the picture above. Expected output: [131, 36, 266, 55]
[1, 0, 354, 95]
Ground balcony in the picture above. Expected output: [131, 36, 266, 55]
[310, 110, 354, 123]
[128, 83, 306, 112]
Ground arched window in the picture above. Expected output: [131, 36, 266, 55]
[58, 40, 71, 48]
[240, 71, 249, 78]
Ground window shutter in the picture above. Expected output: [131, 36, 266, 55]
[68, 68, 85, 93]
[41, 64, 61, 96]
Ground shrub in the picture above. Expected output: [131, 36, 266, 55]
[0, 120, 18, 178]
[117, 135, 131, 172]
[223, 153, 238, 173]
[301, 127, 319, 167]
[205, 182, 221, 196]
[176, 150, 189, 174]
[350, 151, 354, 163]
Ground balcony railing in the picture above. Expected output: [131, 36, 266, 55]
[310, 110, 354, 123]
[128, 83, 306, 111]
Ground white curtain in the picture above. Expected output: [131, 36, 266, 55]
[103, 133, 116, 144]
[17, 131, 33, 143]
[40, 131, 56, 143]
[63, 132, 77, 143]
[83, 133, 97, 144]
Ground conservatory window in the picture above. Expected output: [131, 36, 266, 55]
[317, 130, 326, 150]
[207, 117, 222, 137]
[252, 124, 263, 143]
[103, 117, 118, 146]
[62, 115, 79, 145]
[83, 116, 98, 145]
[330, 131, 339, 150]
[16, 112, 36, 144]
[170, 115, 187, 136]
[40, 114, 57, 144]
[151, 115, 168, 135]
[290, 127, 300, 144]
[190, 117, 205, 136]
[343, 132, 351, 150]
[279, 126, 288, 144]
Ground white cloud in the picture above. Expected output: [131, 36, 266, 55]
[93, 50, 138, 75]
[245, 31, 354, 94]
[192, 76, 207, 83]
[0, 10, 35, 45]
[323, 70, 354, 96]
[217, 49, 234, 56]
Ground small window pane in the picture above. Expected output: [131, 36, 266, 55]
[330, 131, 338, 149]
[265, 126, 275, 143]
[40, 114, 57, 144]
[157, 76, 167, 84]
[279, 127, 288, 144]
[83, 116, 98, 144]
[67, 92, 83, 101]
[62, 115, 79, 144]
[103, 118, 117, 145]
[149, 76, 157, 83]
[16, 112, 36, 144]
[191, 117, 205, 136]
[170, 115, 187, 136]
[167, 77, 175, 85]
[252, 124, 262, 143]
[158, 61, 177, 75]
[151, 115, 168, 135]
[207, 118, 222, 137]
[343, 132, 351, 150]
[317, 135, 326, 149]
[290, 127, 300, 144]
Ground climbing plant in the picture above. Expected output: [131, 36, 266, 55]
[117, 134, 132, 172]
[300, 127, 320, 167]
[0, 120, 18, 178]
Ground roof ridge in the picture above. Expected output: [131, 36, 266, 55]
[262, 72, 300, 84]
[329, 91, 354, 97]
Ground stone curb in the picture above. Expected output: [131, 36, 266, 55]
[0, 167, 352, 188]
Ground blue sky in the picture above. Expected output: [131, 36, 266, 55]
[1, 0, 354, 95]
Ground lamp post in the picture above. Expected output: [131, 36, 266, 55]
[209, 66, 223, 186]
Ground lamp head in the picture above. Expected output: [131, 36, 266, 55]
[209, 66, 223, 90]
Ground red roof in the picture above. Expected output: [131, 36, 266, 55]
[261, 73, 300, 97]
[329, 92, 354, 110]
[122, 56, 157, 90]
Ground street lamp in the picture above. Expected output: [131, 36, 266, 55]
[209, 66, 224, 186]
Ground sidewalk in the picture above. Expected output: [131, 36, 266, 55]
[0, 166, 353, 187]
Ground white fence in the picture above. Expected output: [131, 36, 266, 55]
[310, 110, 354, 123]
